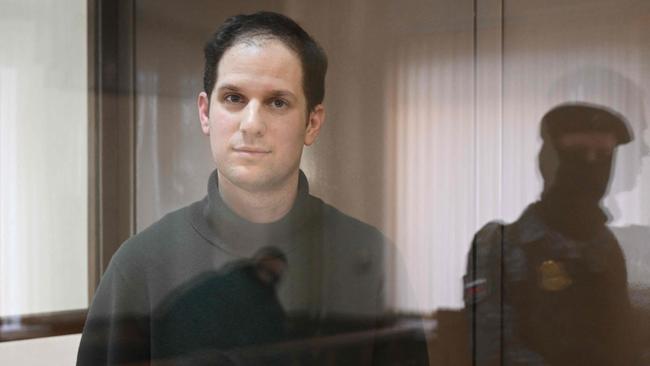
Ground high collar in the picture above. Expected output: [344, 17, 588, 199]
[537, 192, 608, 240]
[189, 170, 321, 257]
[514, 204, 549, 244]
[516, 202, 608, 244]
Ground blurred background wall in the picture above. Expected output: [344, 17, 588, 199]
[0, 0, 88, 318]
[1, 0, 88, 364]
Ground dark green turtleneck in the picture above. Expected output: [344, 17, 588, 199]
[78, 170, 387, 365]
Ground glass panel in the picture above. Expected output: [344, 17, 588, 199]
[468, 0, 650, 365]
[82, 1, 446, 364]
[76, 0, 650, 365]
[0, 0, 88, 317]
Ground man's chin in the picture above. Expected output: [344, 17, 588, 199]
[220, 168, 279, 192]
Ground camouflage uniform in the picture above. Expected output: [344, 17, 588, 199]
[464, 203, 633, 366]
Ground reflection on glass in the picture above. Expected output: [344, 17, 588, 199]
[465, 104, 638, 365]
[154, 247, 288, 360]
[78, 170, 429, 365]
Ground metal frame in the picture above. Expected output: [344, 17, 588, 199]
[92, 0, 136, 292]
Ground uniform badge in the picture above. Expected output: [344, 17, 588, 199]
[538, 260, 572, 291]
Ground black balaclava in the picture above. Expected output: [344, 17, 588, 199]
[540, 141, 614, 203]
[536, 103, 632, 240]
[538, 140, 613, 240]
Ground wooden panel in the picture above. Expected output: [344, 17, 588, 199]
[0, 310, 87, 342]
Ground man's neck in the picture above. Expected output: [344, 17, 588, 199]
[538, 188, 608, 240]
[217, 172, 299, 224]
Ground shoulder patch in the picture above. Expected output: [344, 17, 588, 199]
[464, 221, 506, 305]
[463, 275, 489, 304]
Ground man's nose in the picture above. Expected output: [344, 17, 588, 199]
[240, 101, 266, 136]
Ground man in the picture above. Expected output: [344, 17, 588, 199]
[464, 103, 637, 365]
[77, 11, 417, 365]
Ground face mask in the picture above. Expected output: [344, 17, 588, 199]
[540, 143, 614, 203]
[553, 148, 613, 202]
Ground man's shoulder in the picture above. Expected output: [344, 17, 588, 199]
[468, 220, 528, 269]
[109, 203, 197, 270]
[316, 198, 386, 245]
[472, 205, 537, 251]
[475, 221, 506, 241]
[471, 221, 507, 254]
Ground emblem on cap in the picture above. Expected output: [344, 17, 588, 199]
[538, 260, 572, 291]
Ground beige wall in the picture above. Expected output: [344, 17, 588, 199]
[0, 0, 88, 316]
[1, 0, 87, 362]
[0, 335, 81, 366]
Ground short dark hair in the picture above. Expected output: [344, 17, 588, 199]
[203, 11, 328, 112]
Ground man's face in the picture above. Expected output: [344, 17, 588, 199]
[551, 131, 618, 200]
[198, 39, 324, 192]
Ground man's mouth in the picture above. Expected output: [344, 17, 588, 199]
[232, 146, 271, 156]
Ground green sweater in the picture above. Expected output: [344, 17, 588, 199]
[77, 170, 390, 365]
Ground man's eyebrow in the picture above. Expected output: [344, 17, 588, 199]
[217, 84, 241, 92]
[215, 85, 297, 99]
[268, 90, 296, 99]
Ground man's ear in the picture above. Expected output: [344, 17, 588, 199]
[304, 104, 325, 146]
[198, 92, 211, 135]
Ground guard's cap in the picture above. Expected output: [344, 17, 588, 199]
[541, 102, 633, 145]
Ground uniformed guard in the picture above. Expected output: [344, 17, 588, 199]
[464, 103, 637, 366]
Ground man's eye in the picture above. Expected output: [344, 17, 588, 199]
[270, 99, 288, 109]
[224, 94, 243, 103]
